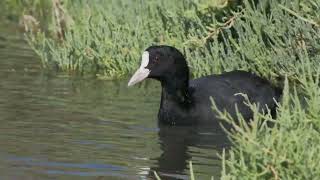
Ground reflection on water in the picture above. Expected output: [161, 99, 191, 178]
[0, 22, 230, 180]
[151, 125, 229, 180]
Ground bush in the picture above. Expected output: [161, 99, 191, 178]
[22, 0, 320, 82]
[25, 0, 231, 78]
[218, 61, 320, 179]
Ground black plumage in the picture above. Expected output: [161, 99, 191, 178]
[128, 45, 281, 126]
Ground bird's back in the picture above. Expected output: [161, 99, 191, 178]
[189, 70, 281, 122]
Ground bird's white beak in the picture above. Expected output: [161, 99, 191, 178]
[128, 51, 150, 87]
[128, 68, 150, 86]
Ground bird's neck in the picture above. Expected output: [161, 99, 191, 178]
[158, 78, 195, 125]
[153, 68, 198, 125]
[160, 78, 191, 105]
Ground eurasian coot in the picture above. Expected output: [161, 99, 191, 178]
[128, 45, 281, 125]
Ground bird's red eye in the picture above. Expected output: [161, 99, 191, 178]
[155, 56, 159, 63]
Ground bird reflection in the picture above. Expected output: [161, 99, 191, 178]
[149, 124, 230, 180]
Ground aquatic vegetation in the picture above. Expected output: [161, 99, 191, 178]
[211, 2, 320, 179]
[0, 0, 52, 30]
[216, 60, 320, 179]
[22, 0, 237, 78]
[20, 0, 320, 82]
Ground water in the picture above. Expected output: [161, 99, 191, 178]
[0, 22, 230, 180]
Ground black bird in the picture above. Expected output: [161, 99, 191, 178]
[128, 45, 281, 126]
